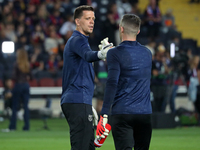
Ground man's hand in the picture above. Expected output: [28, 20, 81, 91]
[97, 37, 113, 60]
[94, 114, 111, 148]
[96, 114, 110, 138]
[92, 106, 98, 126]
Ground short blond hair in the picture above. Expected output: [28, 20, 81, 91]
[119, 14, 141, 36]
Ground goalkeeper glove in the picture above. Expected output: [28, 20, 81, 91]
[92, 106, 98, 127]
[97, 37, 113, 60]
[94, 114, 111, 148]
[96, 114, 110, 138]
[94, 123, 111, 148]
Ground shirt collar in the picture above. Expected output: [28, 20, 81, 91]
[72, 30, 89, 39]
[119, 40, 139, 46]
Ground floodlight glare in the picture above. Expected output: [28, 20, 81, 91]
[2, 41, 15, 53]
[170, 43, 175, 58]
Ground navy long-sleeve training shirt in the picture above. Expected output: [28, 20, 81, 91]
[61, 30, 100, 105]
[101, 41, 152, 115]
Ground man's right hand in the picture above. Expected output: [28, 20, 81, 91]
[97, 37, 113, 60]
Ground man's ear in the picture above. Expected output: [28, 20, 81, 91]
[120, 26, 124, 33]
[137, 30, 140, 35]
[75, 18, 80, 26]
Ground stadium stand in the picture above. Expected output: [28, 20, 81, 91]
[0, 79, 3, 87]
[39, 78, 56, 87]
[0, 0, 199, 116]
[56, 78, 62, 87]
[28, 79, 39, 87]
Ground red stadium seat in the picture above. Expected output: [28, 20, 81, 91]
[29, 79, 39, 87]
[39, 78, 55, 87]
[56, 78, 62, 87]
[0, 79, 3, 87]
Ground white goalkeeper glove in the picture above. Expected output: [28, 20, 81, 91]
[97, 37, 113, 60]
[92, 106, 98, 126]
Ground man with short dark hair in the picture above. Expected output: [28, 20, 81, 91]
[60, 5, 112, 150]
[96, 14, 152, 150]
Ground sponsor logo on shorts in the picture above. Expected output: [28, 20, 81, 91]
[88, 114, 93, 122]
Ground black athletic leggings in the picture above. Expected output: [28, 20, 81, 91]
[111, 114, 152, 150]
[61, 103, 95, 150]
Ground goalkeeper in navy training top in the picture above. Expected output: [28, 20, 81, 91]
[96, 14, 152, 150]
[60, 5, 113, 150]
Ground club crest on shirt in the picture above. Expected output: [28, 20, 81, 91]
[88, 114, 93, 122]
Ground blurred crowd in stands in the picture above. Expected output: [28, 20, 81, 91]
[0, 0, 200, 115]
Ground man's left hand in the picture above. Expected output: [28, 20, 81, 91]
[96, 114, 110, 138]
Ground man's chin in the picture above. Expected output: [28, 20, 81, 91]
[89, 30, 93, 34]
[85, 31, 93, 35]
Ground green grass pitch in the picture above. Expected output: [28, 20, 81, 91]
[0, 118, 200, 150]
